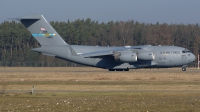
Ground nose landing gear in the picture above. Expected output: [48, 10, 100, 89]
[182, 67, 186, 71]
[182, 65, 187, 71]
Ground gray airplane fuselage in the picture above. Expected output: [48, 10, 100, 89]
[32, 45, 196, 70]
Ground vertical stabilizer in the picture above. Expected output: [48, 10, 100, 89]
[16, 15, 67, 46]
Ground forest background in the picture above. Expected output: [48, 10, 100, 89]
[0, 19, 199, 67]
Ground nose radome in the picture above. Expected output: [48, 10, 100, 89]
[191, 53, 196, 62]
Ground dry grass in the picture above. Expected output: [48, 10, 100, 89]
[0, 67, 200, 111]
[1, 92, 200, 112]
[0, 67, 199, 82]
[0, 67, 200, 91]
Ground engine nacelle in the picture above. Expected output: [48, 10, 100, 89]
[137, 51, 155, 60]
[114, 52, 137, 62]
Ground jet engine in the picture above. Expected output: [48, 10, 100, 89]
[114, 52, 137, 62]
[137, 51, 155, 60]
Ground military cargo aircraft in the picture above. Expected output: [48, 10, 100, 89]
[14, 15, 196, 71]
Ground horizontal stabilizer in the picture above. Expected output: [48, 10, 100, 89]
[31, 47, 44, 52]
[42, 53, 56, 57]
[32, 47, 55, 56]
[11, 15, 41, 21]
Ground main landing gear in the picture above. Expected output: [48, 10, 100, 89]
[108, 69, 129, 71]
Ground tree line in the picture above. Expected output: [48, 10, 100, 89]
[0, 19, 199, 67]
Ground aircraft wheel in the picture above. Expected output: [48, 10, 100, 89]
[182, 67, 186, 71]
[124, 69, 129, 71]
[116, 69, 123, 71]
[108, 69, 115, 71]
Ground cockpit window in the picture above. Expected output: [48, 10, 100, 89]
[182, 49, 190, 53]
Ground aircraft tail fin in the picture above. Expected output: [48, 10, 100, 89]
[15, 15, 67, 46]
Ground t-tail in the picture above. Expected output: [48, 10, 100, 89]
[15, 15, 67, 46]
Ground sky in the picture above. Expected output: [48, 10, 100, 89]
[0, 0, 200, 24]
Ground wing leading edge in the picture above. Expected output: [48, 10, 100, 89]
[79, 50, 114, 58]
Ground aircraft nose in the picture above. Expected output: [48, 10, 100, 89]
[191, 53, 196, 62]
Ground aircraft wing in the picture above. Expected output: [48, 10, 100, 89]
[79, 49, 140, 58]
[80, 51, 114, 58]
